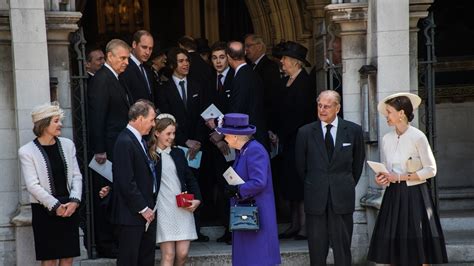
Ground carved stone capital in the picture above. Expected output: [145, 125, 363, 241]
[325, 3, 368, 35]
[11, 205, 32, 227]
[45, 11, 82, 42]
[306, 0, 331, 19]
[409, 0, 433, 30]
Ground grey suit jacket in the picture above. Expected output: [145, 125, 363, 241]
[295, 118, 365, 215]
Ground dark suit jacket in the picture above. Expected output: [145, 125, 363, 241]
[120, 60, 155, 103]
[88, 65, 130, 161]
[253, 55, 281, 132]
[230, 64, 268, 149]
[111, 128, 157, 226]
[156, 78, 205, 146]
[201, 68, 233, 115]
[295, 118, 365, 215]
[155, 147, 202, 200]
[188, 52, 213, 91]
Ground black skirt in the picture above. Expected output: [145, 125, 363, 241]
[367, 182, 448, 265]
[31, 202, 80, 261]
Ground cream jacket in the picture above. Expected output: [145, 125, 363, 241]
[18, 137, 82, 212]
[381, 126, 437, 186]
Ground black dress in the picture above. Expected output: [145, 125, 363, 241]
[278, 70, 316, 200]
[367, 182, 448, 265]
[31, 142, 80, 261]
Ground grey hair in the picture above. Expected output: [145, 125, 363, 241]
[105, 39, 131, 55]
[128, 99, 155, 121]
[317, 90, 341, 106]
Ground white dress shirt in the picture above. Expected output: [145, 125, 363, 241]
[321, 116, 339, 146]
[172, 75, 188, 100]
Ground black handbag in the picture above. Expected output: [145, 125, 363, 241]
[229, 202, 259, 231]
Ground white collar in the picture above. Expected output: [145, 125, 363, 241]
[321, 116, 339, 129]
[130, 53, 141, 67]
[104, 63, 119, 79]
[172, 75, 187, 85]
[218, 66, 230, 78]
[87, 71, 95, 77]
[253, 53, 265, 66]
[156, 146, 171, 154]
[234, 62, 247, 76]
[126, 124, 142, 143]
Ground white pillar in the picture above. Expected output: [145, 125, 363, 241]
[326, 3, 369, 263]
[374, 0, 410, 136]
[9, 0, 50, 265]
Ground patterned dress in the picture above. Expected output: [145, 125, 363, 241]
[155, 146, 197, 243]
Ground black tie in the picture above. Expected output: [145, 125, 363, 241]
[325, 124, 334, 160]
[139, 64, 152, 95]
[178, 80, 187, 107]
[217, 74, 224, 92]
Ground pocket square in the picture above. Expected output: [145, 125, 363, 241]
[342, 143, 351, 147]
[192, 94, 199, 98]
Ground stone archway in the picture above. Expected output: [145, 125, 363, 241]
[244, 0, 317, 62]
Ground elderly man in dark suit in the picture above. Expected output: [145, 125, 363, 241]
[111, 100, 157, 266]
[244, 34, 281, 133]
[120, 30, 155, 103]
[226, 41, 268, 150]
[295, 90, 365, 266]
[88, 39, 131, 257]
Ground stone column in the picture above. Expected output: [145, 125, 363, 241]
[45, 11, 82, 140]
[325, 3, 369, 263]
[306, 0, 331, 93]
[8, 0, 50, 265]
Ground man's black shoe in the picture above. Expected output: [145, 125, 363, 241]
[194, 233, 210, 242]
[216, 232, 231, 243]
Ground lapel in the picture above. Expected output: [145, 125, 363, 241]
[124, 128, 153, 176]
[169, 80, 187, 111]
[170, 148, 185, 189]
[311, 121, 329, 164]
[332, 118, 347, 162]
[104, 67, 131, 107]
[131, 61, 149, 91]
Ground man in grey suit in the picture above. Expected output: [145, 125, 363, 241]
[295, 90, 365, 266]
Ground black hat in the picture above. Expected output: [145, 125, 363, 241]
[271, 41, 287, 59]
[280, 41, 311, 67]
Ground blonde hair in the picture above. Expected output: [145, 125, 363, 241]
[148, 116, 177, 161]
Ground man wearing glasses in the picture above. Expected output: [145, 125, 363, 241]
[295, 90, 365, 266]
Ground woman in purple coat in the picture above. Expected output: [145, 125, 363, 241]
[216, 113, 281, 266]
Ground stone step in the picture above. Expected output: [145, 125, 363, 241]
[440, 209, 474, 232]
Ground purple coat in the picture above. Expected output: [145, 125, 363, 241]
[231, 139, 281, 266]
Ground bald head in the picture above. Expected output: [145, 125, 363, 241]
[226, 41, 246, 69]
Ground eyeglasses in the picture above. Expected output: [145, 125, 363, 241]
[317, 103, 335, 110]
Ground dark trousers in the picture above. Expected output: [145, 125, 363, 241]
[199, 143, 231, 229]
[306, 197, 353, 266]
[117, 221, 157, 266]
[92, 172, 118, 256]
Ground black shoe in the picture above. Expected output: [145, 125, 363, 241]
[217, 233, 231, 243]
[194, 233, 210, 242]
[278, 230, 298, 239]
[294, 234, 307, 240]
[96, 248, 118, 259]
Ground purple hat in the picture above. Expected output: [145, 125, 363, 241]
[215, 113, 256, 135]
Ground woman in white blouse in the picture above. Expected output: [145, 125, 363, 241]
[367, 93, 448, 265]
